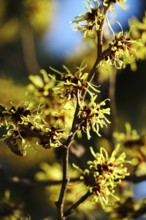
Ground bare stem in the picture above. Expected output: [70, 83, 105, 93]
[56, 102, 80, 220]
[64, 191, 92, 217]
[125, 174, 146, 183]
[56, 147, 70, 220]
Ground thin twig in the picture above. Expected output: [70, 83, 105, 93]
[64, 191, 92, 217]
[125, 174, 146, 183]
[56, 101, 81, 219]
[56, 147, 70, 220]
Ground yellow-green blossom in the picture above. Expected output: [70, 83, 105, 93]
[71, 0, 127, 38]
[104, 32, 142, 69]
[0, 104, 64, 156]
[51, 65, 99, 101]
[78, 94, 110, 139]
[74, 145, 130, 208]
[71, 1, 105, 38]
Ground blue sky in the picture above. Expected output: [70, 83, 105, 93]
[134, 181, 146, 199]
[43, 0, 144, 58]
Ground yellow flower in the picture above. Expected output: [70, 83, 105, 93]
[74, 145, 131, 208]
[51, 65, 99, 101]
[104, 32, 142, 69]
[71, 1, 105, 38]
[78, 94, 110, 139]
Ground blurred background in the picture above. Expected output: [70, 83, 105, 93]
[0, 0, 146, 219]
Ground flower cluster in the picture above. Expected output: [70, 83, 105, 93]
[104, 32, 142, 69]
[0, 63, 108, 155]
[71, 1, 105, 38]
[74, 146, 130, 208]
[71, 0, 127, 38]
[51, 65, 99, 101]
[27, 70, 74, 132]
[0, 104, 63, 156]
[78, 94, 110, 139]
[0, 105, 31, 128]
